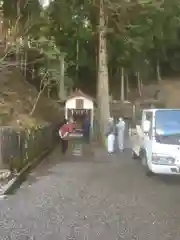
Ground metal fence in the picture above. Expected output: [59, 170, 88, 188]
[0, 123, 60, 172]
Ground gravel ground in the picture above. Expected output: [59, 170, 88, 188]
[1, 143, 180, 240]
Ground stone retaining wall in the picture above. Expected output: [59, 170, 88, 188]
[0, 123, 59, 172]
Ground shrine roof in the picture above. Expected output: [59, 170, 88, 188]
[66, 89, 95, 102]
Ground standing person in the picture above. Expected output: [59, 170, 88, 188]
[57, 117, 67, 140]
[59, 119, 75, 154]
[114, 117, 119, 152]
[105, 117, 115, 154]
[116, 117, 125, 152]
[83, 115, 91, 143]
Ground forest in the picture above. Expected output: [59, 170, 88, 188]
[1, 0, 180, 137]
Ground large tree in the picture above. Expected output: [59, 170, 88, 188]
[2, 0, 180, 141]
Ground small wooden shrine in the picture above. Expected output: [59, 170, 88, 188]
[65, 89, 94, 131]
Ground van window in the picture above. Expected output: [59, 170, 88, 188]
[155, 110, 180, 135]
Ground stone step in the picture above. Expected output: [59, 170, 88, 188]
[72, 143, 82, 156]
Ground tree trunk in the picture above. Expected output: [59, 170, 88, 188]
[156, 59, 161, 82]
[0, 12, 3, 43]
[76, 39, 79, 83]
[76, 39, 79, 71]
[15, 42, 19, 67]
[58, 54, 65, 100]
[47, 86, 51, 98]
[95, 46, 98, 85]
[30, 72, 48, 116]
[97, 0, 110, 144]
[121, 67, 125, 101]
[126, 74, 129, 100]
[24, 50, 27, 77]
[20, 48, 23, 72]
[137, 71, 142, 97]
[29, 87, 46, 116]
[23, 37, 28, 77]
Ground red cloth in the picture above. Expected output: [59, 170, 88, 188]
[59, 123, 75, 138]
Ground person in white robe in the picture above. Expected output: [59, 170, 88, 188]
[116, 117, 125, 151]
[105, 117, 115, 154]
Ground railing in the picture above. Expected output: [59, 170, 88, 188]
[0, 123, 60, 172]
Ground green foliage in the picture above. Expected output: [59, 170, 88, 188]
[2, 0, 180, 95]
[106, 0, 180, 82]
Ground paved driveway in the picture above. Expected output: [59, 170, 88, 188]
[0, 145, 180, 240]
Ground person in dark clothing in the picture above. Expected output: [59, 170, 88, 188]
[83, 116, 91, 143]
[61, 137, 68, 154]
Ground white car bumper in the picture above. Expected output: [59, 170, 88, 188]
[151, 164, 180, 175]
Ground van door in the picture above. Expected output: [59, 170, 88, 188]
[131, 110, 142, 155]
[142, 111, 153, 164]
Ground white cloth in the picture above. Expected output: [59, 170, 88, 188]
[59, 129, 68, 139]
[116, 120, 125, 151]
[107, 133, 115, 153]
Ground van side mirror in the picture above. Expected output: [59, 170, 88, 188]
[143, 120, 150, 133]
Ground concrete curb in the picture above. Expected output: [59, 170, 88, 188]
[0, 148, 52, 196]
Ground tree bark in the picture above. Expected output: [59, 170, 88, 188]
[121, 67, 124, 101]
[97, 0, 110, 144]
[156, 59, 161, 82]
[24, 49, 27, 77]
[29, 86, 46, 116]
[58, 54, 65, 100]
[30, 72, 48, 116]
[126, 73, 129, 100]
[76, 39, 79, 71]
[137, 71, 142, 97]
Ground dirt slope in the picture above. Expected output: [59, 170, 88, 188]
[128, 77, 180, 108]
[0, 66, 63, 127]
[159, 79, 180, 108]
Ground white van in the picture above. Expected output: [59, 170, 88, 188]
[130, 109, 180, 176]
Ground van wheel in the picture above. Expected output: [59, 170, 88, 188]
[132, 150, 139, 159]
[141, 154, 154, 177]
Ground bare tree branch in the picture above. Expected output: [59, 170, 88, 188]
[29, 71, 49, 116]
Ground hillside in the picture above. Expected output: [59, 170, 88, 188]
[126, 78, 180, 108]
[0, 66, 63, 128]
[1, 63, 180, 128]
[159, 79, 180, 108]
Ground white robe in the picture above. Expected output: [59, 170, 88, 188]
[116, 120, 125, 151]
[107, 133, 115, 153]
